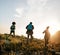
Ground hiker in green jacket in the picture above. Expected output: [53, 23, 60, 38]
[10, 22, 16, 37]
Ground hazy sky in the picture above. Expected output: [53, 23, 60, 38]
[0, 0, 60, 39]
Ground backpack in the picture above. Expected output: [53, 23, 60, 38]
[27, 24, 32, 30]
[10, 25, 15, 29]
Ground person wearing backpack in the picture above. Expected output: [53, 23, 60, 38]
[10, 22, 16, 37]
[26, 22, 34, 40]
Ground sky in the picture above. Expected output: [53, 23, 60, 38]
[0, 0, 60, 39]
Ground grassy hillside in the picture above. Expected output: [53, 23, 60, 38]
[0, 33, 44, 51]
[0, 32, 60, 52]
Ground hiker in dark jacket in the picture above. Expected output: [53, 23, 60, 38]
[10, 22, 16, 37]
[26, 22, 34, 39]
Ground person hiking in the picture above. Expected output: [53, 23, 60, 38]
[43, 26, 50, 55]
[10, 22, 16, 37]
[43, 26, 50, 45]
[26, 22, 34, 40]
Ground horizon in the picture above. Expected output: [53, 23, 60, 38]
[0, 0, 60, 39]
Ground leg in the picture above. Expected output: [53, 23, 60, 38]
[9, 31, 12, 36]
[29, 34, 33, 42]
[27, 34, 29, 44]
[31, 34, 33, 40]
[28, 34, 29, 39]
[13, 31, 15, 37]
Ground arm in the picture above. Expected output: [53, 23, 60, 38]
[32, 25, 34, 30]
[26, 25, 28, 29]
[43, 30, 45, 33]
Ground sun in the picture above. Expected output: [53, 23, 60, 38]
[49, 23, 60, 35]
[43, 18, 60, 36]
[49, 26, 59, 35]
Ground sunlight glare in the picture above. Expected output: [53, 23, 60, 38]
[49, 22, 59, 35]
